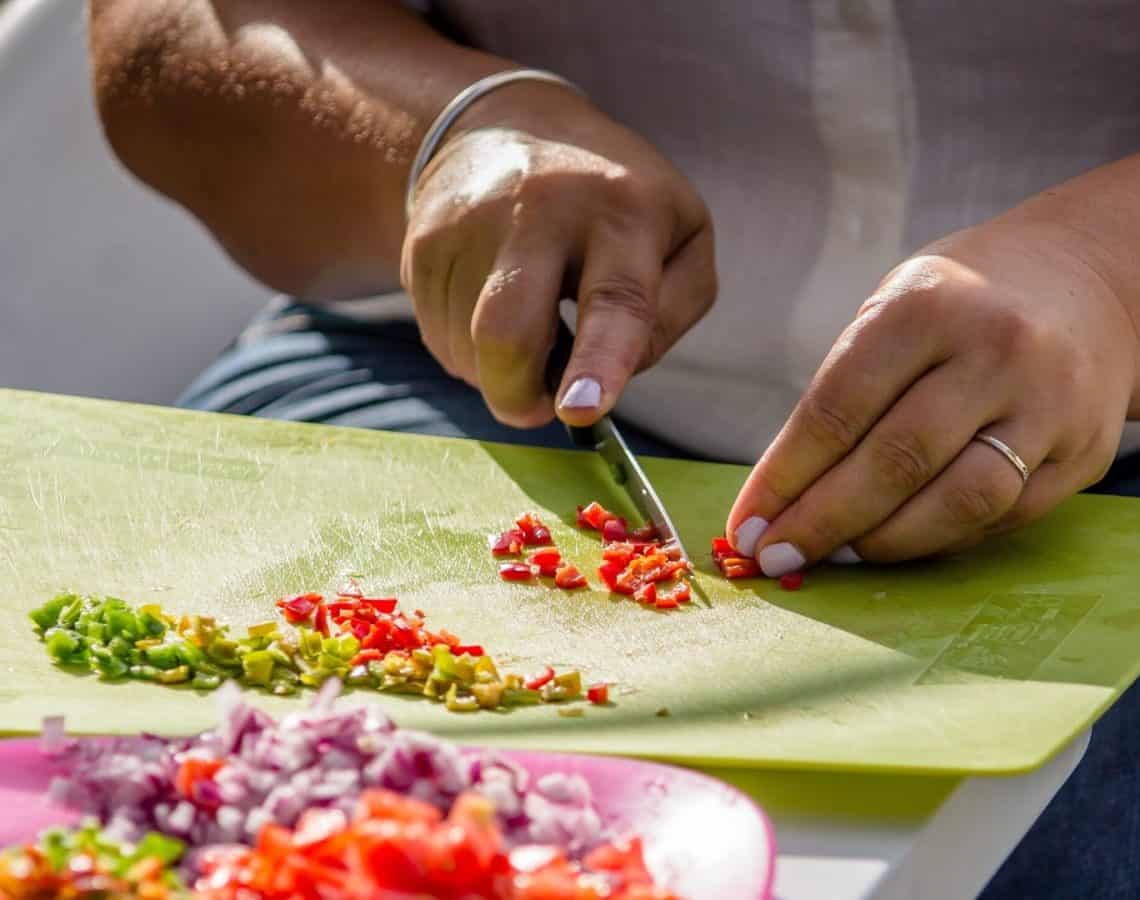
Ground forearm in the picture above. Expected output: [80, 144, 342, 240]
[992, 154, 1140, 416]
[89, 0, 511, 298]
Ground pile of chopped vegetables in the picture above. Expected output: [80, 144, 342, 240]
[576, 502, 693, 609]
[492, 512, 588, 588]
[492, 507, 693, 611]
[0, 824, 186, 899]
[16, 683, 681, 899]
[30, 588, 601, 713]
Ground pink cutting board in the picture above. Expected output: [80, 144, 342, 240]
[0, 739, 775, 900]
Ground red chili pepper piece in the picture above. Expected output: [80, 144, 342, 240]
[576, 501, 617, 531]
[711, 536, 735, 562]
[554, 564, 588, 590]
[452, 644, 485, 657]
[721, 556, 761, 579]
[276, 592, 322, 624]
[313, 602, 330, 636]
[586, 683, 609, 705]
[528, 547, 563, 577]
[514, 512, 553, 546]
[634, 583, 657, 605]
[780, 572, 805, 591]
[601, 517, 629, 543]
[629, 524, 660, 543]
[654, 595, 681, 610]
[360, 597, 399, 614]
[525, 665, 555, 691]
[349, 648, 384, 667]
[490, 529, 526, 556]
[499, 561, 536, 582]
[663, 582, 692, 604]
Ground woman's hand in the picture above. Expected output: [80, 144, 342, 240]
[401, 82, 716, 428]
[727, 219, 1139, 574]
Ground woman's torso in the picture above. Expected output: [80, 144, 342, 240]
[430, 0, 1140, 461]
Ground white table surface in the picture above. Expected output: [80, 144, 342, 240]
[0, 3, 1090, 899]
[764, 731, 1088, 900]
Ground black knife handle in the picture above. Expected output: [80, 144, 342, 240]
[545, 317, 598, 450]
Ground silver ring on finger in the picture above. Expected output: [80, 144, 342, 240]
[972, 433, 1030, 484]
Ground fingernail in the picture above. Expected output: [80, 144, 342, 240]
[561, 377, 601, 409]
[827, 544, 862, 565]
[758, 542, 806, 578]
[732, 516, 769, 557]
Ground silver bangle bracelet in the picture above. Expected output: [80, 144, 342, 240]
[404, 68, 584, 220]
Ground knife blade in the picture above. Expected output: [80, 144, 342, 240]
[545, 318, 690, 565]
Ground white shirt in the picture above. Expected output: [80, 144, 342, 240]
[409, 0, 1140, 461]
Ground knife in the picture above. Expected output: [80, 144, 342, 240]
[545, 318, 690, 565]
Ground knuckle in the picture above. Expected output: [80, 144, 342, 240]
[584, 274, 656, 325]
[798, 512, 850, 557]
[798, 396, 863, 453]
[941, 479, 1011, 528]
[868, 431, 936, 494]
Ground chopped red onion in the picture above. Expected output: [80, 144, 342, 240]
[45, 679, 609, 864]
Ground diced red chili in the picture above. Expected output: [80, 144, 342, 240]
[634, 583, 657, 605]
[499, 561, 536, 582]
[654, 595, 680, 610]
[349, 648, 384, 667]
[601, 517, 629, 543]
[721, 557, 761, 579]
[711, 536, 735, 562]
[597, 560, 624, 592]
[587, 683, 609, 705]
[490, 529, 526, 556]
[661, 582, 692, 604]
[629, 524, 660, 543]
[360, 597, 399, 613]
[515, 512, 553, 546]
[277, 592, 322, 624]
[528, 547, 563, 577]
[576, 501, 617, 531]
[524, 665, 555, 691]
[554, 565, 588, 590]
[452, 644, 485, 657]
[313, 602, 330, 636]
[780, 572, 804, 591]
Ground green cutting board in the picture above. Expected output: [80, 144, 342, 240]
[2, 389, 1139, 776]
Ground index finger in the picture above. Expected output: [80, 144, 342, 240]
[726, 291, 946, 554]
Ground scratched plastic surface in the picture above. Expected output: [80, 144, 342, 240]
[2, 389, 1140, 775]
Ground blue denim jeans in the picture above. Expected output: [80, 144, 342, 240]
[181, 300, 1140, 899]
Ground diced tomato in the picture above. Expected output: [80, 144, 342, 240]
[602, 517, 629, 543]
[554, 564, 588, 590]
[524, 665, 555, 691]
[584, 836, 654, 881]
[452, 644, 485, 657]
[277, 592, 322, 624]
[515, 513, 553, 546]
[780, 572, 804, 591]
[576, 501, 617, 531]
[528, 547, 563, 577]
[490, 529, 527, 556]
[500, 561, 536, 582]
[634, 583, 657, 605]
[587, 683, 609, 705]
[175, 757, 224, 808]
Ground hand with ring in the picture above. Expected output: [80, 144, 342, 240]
[726, 210, 1139, 574]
